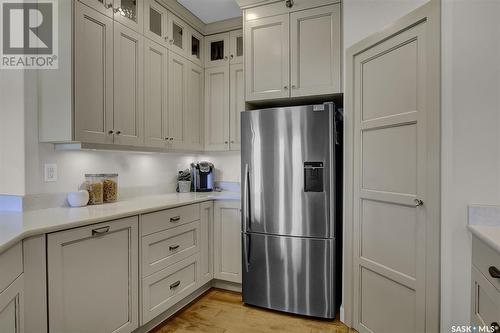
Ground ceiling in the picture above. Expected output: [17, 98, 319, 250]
[177, 0, 242, 24]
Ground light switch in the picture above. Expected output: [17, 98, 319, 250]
[44, 164, 57, 182]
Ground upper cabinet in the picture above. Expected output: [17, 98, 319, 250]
[113, 0, 144, 33]
[244, 1, 341, 102]
[167, 12, 189, 56]
[205, 33, 230, 68]
[230, 30, 244, 65]
[189, 28, 204, 67]
[144, 0, 168, 45]
[290, 4, 341, 97]
[245, 14, 289, 101]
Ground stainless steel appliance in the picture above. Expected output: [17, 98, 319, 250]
[191, 162, 215, 192]
[241, 102, 343, 319]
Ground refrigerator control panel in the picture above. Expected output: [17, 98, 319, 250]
[304, 162, 324, 192]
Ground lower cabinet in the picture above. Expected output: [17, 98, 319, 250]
[142, 254, 200, 324]
[47, 217, 139, 333]
[214, 201, 242, 283]
[200, 202, 214, 285]
[0, 275, 24, 333]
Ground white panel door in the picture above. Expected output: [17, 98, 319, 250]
[74, 2, 114, 144]
[290, 4, 341, 97]
[184, 62, 204, 151]
[351, 19, 438, 333]
[0, 275, 23, 333]
[144, 39, 168, 148]
[229, 29, 243, 65]
[143, 0, 168, 46]
[200, 202, 214, 285]
[47, 217, 139, 333]
[168, 52, 188, 149]
[205, 33, 230, 68]
[204, 66, 230, 151]
[245, 14, 289, 101]
[114, 23, 144, 146]
[113, 0, 143, 33]
[229, 63, 244, 151]
[214, 201, 242, 283]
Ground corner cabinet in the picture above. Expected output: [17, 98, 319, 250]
[214, 201, 242, 283]
[244, 2, 341, 101]
[47, 217, 139, 333]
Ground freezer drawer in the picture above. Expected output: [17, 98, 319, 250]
[242, 233, 336, 319]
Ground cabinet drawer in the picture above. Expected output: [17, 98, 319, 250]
[142, 254, 199, 324]
[472, 266, 500, 327]
[142, 221, 200, 277]
[0, 243, 22, 294]
[473, 236, 500, 292]
[141, 204, 200, 236]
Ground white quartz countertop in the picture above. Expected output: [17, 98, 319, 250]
[468, 225, 500, 254]
[0, 191, 240, 254]
[468, 205, 500, 253]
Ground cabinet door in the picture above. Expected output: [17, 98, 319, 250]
[214, 201, 242, 283]
[290, 4, 341, 97]
[204, 66, 230, 151]
[200, 202, 214, 285]
[205, 32, 230, 68]
[144, 0, 168, 46]
[245, 14, 289, 101]
[0, 275, 24, 333]
[47, 217, 139, 333]
[167, 13, 189, 56]
[168, 52, 188, 149]
[188, 28, 204, 67]
[184, 62, 204, 151]
[229, 63, 244, 151]
[113, 0, 143, 33]
[229, 30, 243, 65]
[144, 39, 168, 148]
[74, 2, 114, 144]
[114, 23, 144, 146]
[78, 0, 114, 17]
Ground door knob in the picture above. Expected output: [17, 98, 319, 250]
[414, 199, 424, 207]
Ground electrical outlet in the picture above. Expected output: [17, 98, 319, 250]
[44, 164, 57, 182]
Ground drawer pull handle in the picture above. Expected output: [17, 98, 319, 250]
[170, 216, 181, 222]
[92, 226, 110, 237]
[489, 266, 500, 279]
[169, 244, 180, 251]
[170, 280, 181, 289]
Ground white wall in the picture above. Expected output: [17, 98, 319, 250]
[441, 0, 500, 330]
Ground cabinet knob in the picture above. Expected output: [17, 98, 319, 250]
[225, 141, 228, 144]
[230, 54, 234, 59]
[489, 266, 500, 279]
[164, 36, 169, 42]
[224, 56, 228, 61]
[291, 85, 296, 89]
[108, 130, 114, 135]
[231, 140, 235, 144]
[285, 0, 294, 8]
[116, 130, 121, 135]
[170, 138, 174, 141]
[414, 199, 424, 207]
[283, 86, 288, 90]
[169, 39, 174, 45]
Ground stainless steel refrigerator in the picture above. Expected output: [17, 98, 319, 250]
[241, 102, 343, 319]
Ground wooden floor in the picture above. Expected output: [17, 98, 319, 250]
[152, 289, 356, 333]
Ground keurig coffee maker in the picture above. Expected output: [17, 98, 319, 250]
[191, 162, 214, 192]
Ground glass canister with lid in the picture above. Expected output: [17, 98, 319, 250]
[102, 174, 119, 203]
[84, 174, 104, 205]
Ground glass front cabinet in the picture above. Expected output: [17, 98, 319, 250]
[144, 0, 168, 45]
[113, 0, 143, 33]
[205, 33, 230, 68]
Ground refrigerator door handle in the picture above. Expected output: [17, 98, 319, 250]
[243, 233, 251, 272]
[243, 163, 251, 232]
